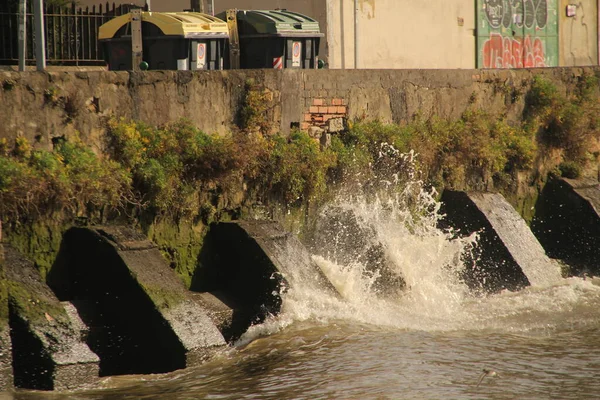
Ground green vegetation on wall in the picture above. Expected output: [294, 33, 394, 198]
[338, 110, 537, 191]
[525, 74, 600, 177]
[106, 117, 336, 217]
[0, 135, 130, 221]
[0, 73, 597, 284]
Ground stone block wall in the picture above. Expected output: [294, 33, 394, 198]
[0, 67, 598, 151]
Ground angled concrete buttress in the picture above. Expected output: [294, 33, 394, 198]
[439, 191, 562, 293]
[2, 244, 99, 391]
[47, 226, 226, 376]
[532, 177, 600, 276]
[192, 220, 340, 341]
[0, 244, 13, 391]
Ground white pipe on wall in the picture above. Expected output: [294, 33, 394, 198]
[354, 0, 359, 68]
[325, 0, 335, 68]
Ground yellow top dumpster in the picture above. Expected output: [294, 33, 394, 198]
[98, 11, 229, 71]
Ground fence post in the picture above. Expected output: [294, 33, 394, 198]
[74, 2, 79, 65]
[33, 0, 46, 70]
[18, 0, 26, 71]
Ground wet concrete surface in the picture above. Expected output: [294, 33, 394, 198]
[440, 191, 561, 293]
[2, 244, 99, 390]
[47, 226, 226, 376]
[193, 220, 340, 341]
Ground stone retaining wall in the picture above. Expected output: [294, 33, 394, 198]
[1, 67, 598, 153]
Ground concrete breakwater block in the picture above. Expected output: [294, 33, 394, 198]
[193, 220, 340, 341]
[2, 244, 99, 391]
[0, 245, 13, 392]
[47, 226, 226, 376]
[440, 191, 562, 293]
[532, 177, 600, 276]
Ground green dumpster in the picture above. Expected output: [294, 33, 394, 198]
[218, 9, 323, 69]
[98, 12, 229, 71]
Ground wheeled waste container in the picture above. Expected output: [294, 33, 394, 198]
[98, 11, 229, 71]
[218, 9, 323, 69]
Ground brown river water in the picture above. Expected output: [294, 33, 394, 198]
[7, 279, 600, 400]
[5, 177, 600, 400]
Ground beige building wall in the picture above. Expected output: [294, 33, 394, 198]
[559, 0, 599, 66]
[327, 0, 476, 69]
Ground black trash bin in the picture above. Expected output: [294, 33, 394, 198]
[98, 11, 229, 71]
[218, 9, 323, 69]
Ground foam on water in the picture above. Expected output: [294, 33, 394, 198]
[235, 149, 600, 347]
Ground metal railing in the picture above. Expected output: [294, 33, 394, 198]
[0, 1, 137, 66]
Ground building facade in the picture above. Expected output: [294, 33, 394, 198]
[77, 0, 600, 68]
[328, 0, 476, 69]
[559, 0, 599, 66]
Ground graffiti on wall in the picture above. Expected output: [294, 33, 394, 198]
[483, 0, 548, 29]
[482, 34, 545, 68]
[478, 0, 557, 68]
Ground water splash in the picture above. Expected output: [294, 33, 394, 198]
[236, 148, 600, 346]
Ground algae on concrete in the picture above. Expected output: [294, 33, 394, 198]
[145, 218, 208, 289]
[141, 284, 188, 311]
[3, 244, 69, 326]
[6, 219, 69, 281]
[49, 226, 225, 375]
[3, 244, 99, 390]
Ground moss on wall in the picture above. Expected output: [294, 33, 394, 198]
[5, 220, 69, 280]
[5, 279, 68, 325]
[145, 219, 207, 289]
[140, 283, 188, 311]
[0, 69, 598, 289]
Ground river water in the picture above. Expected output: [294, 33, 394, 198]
[6, 169, 600, 400]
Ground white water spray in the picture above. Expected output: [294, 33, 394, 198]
[236, 147, 600, 346]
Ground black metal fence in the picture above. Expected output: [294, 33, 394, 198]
[0, 1, 137, 66]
